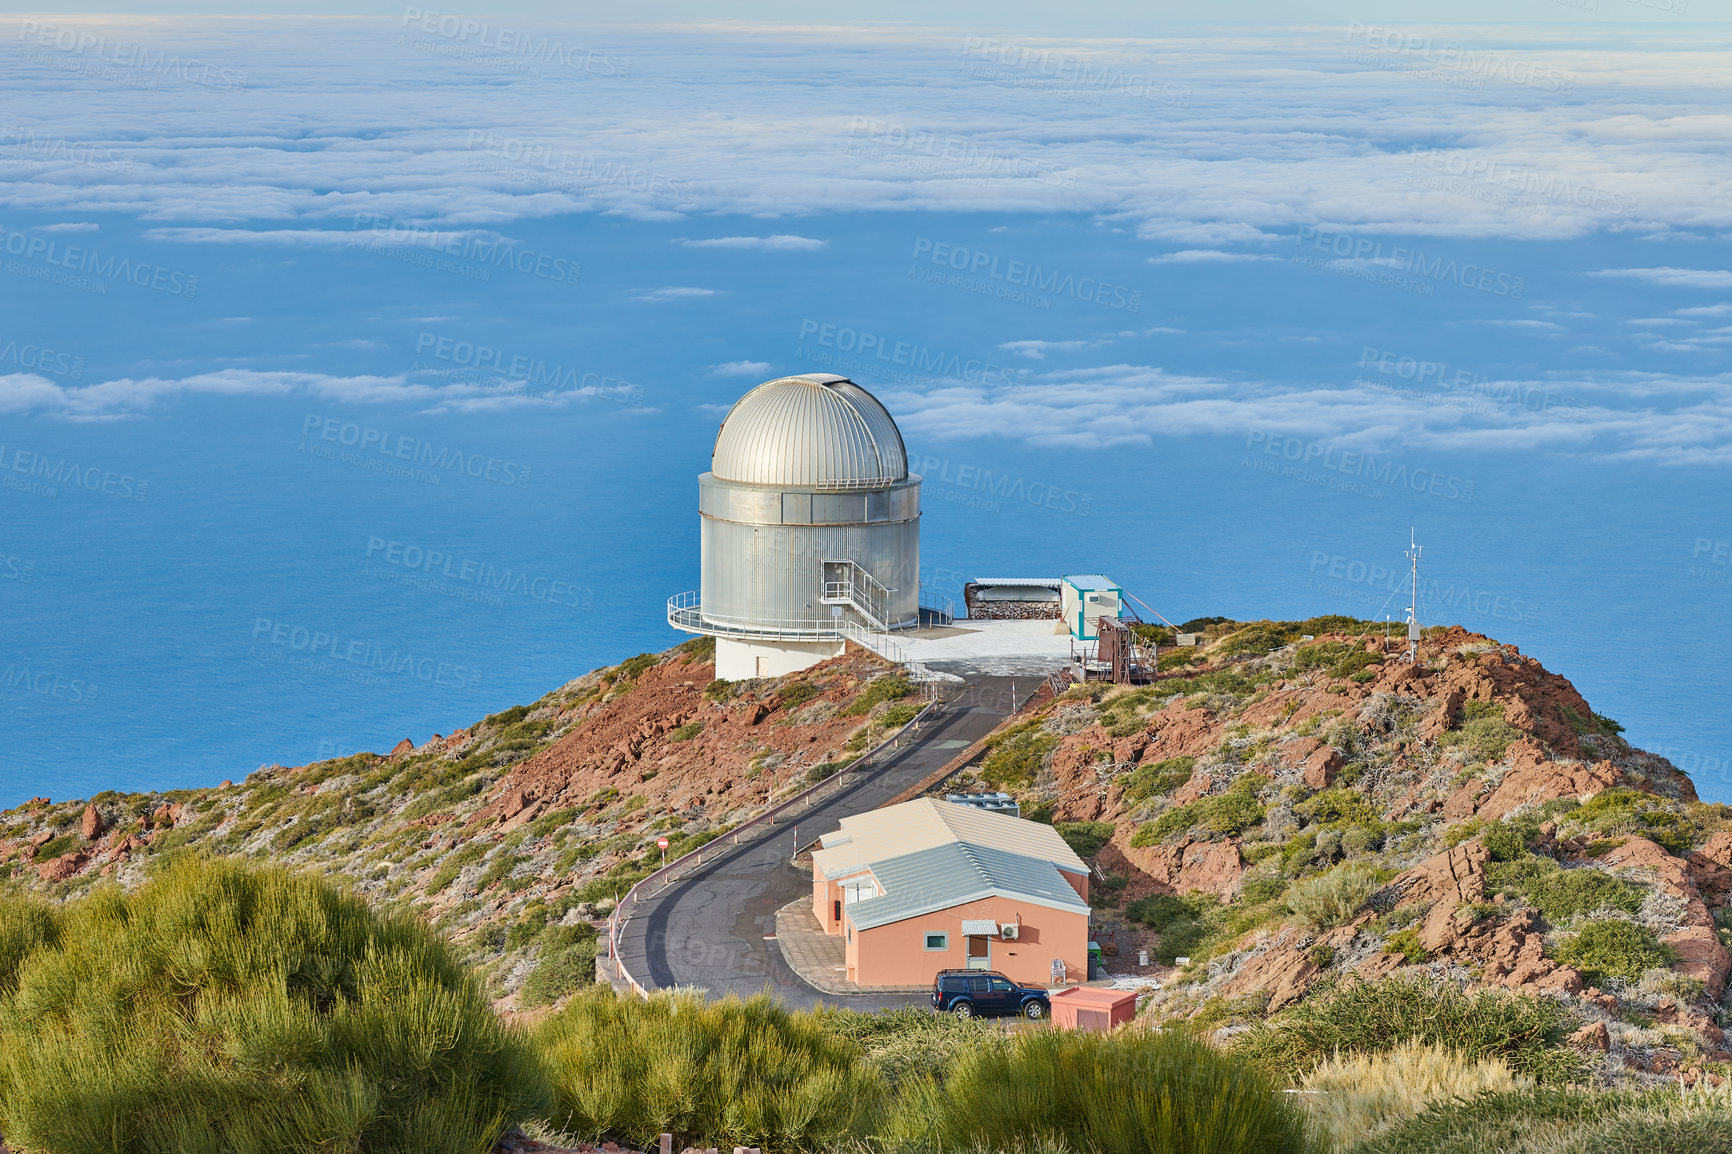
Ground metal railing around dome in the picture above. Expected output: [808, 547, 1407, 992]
[668, 592, 859, 642]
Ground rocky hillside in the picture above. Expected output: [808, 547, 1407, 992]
[0, 635, 924, 1012]
[948, 617, 1728, 1085]
[5, 613, 1729, 1086]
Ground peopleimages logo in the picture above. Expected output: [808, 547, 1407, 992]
[0, 443, 149, 501]
[0, 223, 199, 297]
[0, 665, 97, 704]
[251, 618, 483, 688]
[910, 238, 1141, 312]
[364, 536, 596, 610]
[348, 213, 580, 286]
[0, 336, 83, 378]
[1294, 226, 1524, 299]
[796, 320, 1017, 388]
[1246, 431, 1476, 502]
[298, 414, 532, 488]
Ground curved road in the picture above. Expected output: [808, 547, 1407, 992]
[614, 674, 1022, 1010]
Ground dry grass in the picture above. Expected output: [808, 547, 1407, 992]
[1299, 1042, 1527, 1151]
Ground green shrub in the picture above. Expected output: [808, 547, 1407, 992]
[1286, 862, 1380, 929]
[1295, 787, 1380, 831]
[538, 987, 878, 1152]
[670, 722, 702, 742]
[487, 704, 531, 728]
[519, 925, 599, 1008]
[615, 653, 659, 681]
[1054, 821, 1115, 859]
[1480, 823, 1527, 862]
[33, 834, 78, 861]
[882, 1026, 1315, 1154]
[1125, 893, 1212, 964]
[1232, 973, 1583, 1084]
[843, 675, 913, 716]
[777, 680, 822, 709]
[979, 726, 1059, 790]
[1135, 776, 1265, 845]
[1122, 756, 1195, 803]
[877, 702, 922, 727]
[1483, 857, 1643, 922]
[1348, 1087, 1732, 1154]
[1438, 715, 1525, 761]
[0, 858, 547, 1154]
[1383, 928, 1428, 964]
[703, 678, 731, 701]
[820, 1005, 1001, 1090]
[1553, 920, 1678, 984]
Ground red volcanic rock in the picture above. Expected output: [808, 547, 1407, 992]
[81, 803, 104, 840]
[1302, 745, 1343, 790]
[1475, 741, 1621, 821]
[1569, 1020, 1610, 1052]
[1171, 772, 1213, 806]
[390, 738, 415, 758]
[1601, 836, 1731, 997]
[38, 850, 88, 882]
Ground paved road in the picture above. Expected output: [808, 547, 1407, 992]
[614, 675, 1023, 1010]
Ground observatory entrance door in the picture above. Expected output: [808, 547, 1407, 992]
[965, 934, 991, 970]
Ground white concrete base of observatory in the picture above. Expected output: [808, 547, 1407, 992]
[716, 637, 846, 681]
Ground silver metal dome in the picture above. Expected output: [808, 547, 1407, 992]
[711, 373, 908, 491]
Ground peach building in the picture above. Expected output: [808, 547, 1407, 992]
[809, 798, 1091, 987]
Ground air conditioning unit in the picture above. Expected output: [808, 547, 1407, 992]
[1000, 923, 1019, 940]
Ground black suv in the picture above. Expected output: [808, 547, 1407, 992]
[931, 969, 1050, 1019]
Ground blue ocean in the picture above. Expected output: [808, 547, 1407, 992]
[2, 18, 1729, 805]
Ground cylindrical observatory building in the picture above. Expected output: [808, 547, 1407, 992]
[667, 373, 921, 681]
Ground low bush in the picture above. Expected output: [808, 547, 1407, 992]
[1552, 919, 1678, 984]
[670, 722, 702, 742]
[1124, 892, 1212, 964]
[1286, 862, 1381, 929]
[1301, 1042, 1526, 1152]
[1232, 973, 1583, 1084]
[979, 726, 1059, 790]
[614, 653, 659, 681]
[1134, 776, 1265, 845]
[1054, 820, 1115, 859]
[1483, 857, 1643, 923]
[32, 833, 79, 861]
[1348, 1086, 1732, 1154]
[538, 987, 878, 1152]
[819, 1005, 1000, 1090]
[843, 675, 913, 716]
[0, 857, 547, 1154]
[519, 924, 599, 1008]
[1438, 715, 1525, 761]
[1121, 756, 1196, 803]
[882, 1026, 1317, 1154]
[777, 679, 823, 709]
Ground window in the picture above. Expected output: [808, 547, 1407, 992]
[989, 977, 1013, 991]
[966, 976, 990, 993]
[924, 932, 948, 951]
[833, 900, 842, 923]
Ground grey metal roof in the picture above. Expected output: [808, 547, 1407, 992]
[710, 374, 908, 490]
[970, 578, 1062, 587]
[844, 840, 1091, 931]
[1062, 574, 1120, 591]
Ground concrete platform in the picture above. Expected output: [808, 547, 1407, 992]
[773, 900, 928, 996]
[894, 618, 1076, 677]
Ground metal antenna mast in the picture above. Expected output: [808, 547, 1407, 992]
[1404, 528, 1423, 662]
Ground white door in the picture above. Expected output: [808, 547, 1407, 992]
[755, 656, 770, 676]
[965, 934, 990, 970]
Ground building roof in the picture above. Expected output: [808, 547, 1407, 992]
[710, 374, 908, 490]
[812, 798, 1087, 880]
[1062, 574, 1121, 592]
[844, 840, 1091, 931]
[969, 578, 1062, 587]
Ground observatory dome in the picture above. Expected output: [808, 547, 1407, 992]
[711, 373, 908, 490]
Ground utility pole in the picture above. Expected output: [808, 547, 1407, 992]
[1404, 529, 1423, 662]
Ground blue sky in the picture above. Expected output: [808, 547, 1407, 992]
[2, 14, 1730, 805]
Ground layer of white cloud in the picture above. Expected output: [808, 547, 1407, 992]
[709, 360, 773, 376]
[0, 368, 650, 419]
[0, 21, 1726, 242]
[675, 235, 827, 250]
[1147, 250, 1278, 264]
[633, 287, 718, 301]
[1591, 268, 1732, 288]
